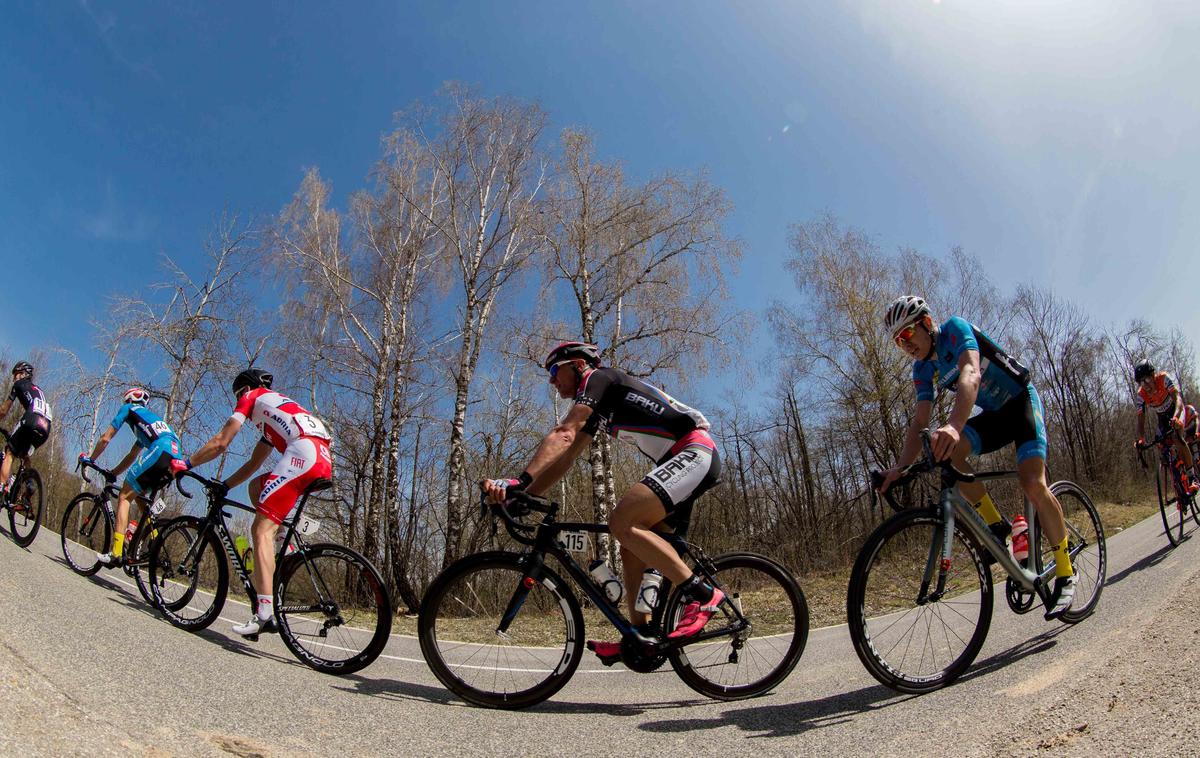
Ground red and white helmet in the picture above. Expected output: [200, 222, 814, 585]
[884, 296, 932, 337]
[122, 387, 150, 406]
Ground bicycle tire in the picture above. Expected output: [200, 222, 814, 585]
[1035, 481, 1107, 624]
[60, 493, 111, 576]
[128, 519, 159, 608]
[1156, 460, 1186, 547]
[149, 517, 227, 631]
[275, 542, 393, 675]
[8, 469, 42, 547]
[664, 552, 808, 700]
[847, 508, 993, 694]
[418, 551, 584, 709]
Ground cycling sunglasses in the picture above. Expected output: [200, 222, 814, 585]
[548, 360, 574, 379]
[893, 325, 919, 348]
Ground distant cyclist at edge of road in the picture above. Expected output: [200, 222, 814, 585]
[483, 342, 723, 666]
[876, 296, 1077, 619]
[172, 368, 333, 638]
[80, 387, 183, 567]
[0, 361, 53, 498]
[1133, 360, 1199, 494]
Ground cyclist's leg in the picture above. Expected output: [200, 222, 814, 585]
[248, 439, 330, 621]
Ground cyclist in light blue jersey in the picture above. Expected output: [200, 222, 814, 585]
[877, 296, 1077, 619]
[80, 387, 183, 567]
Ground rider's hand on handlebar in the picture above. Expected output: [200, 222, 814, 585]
[78, 453, 91, 465]
[169, 458, 190, 477]
[876, 467, 903, 494]
[482, 478, 521, 504]
[931, 424, 961, 461]
[1136, 438, 1145, 449]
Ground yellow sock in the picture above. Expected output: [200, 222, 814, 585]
[974, 493, 1003, 526]
[112, 532, 125, 558]
[1053, 536, 1073, 578]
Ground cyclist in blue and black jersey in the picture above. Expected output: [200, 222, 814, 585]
[877, 296, 1077, 619]
[0, 361, 53, 497]
[80, 387, 183, 567]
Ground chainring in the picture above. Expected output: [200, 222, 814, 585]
[1005, 577, 1036, 614]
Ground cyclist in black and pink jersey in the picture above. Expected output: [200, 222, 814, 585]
[173, 368, 333, 637]
[483, 342, 723, 665]
[0, 362, 52, 497]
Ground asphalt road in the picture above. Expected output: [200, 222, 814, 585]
[1, 509, 1198, 757]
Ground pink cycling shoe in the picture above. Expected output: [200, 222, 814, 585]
[667, 588, 726, 640]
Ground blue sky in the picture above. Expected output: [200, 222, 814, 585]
[3, 0, 1198, 371]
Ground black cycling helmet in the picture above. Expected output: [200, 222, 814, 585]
[543, 341, 601, 370]
[232, 368, 273, 395]
[11, 361, 32, 377]
[1133, 360, 1156, 383]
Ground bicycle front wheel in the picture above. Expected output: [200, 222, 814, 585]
[847, 508, 993, 694]
[418, 551, 584, 709]
[149, 517, 227, 631]
[664, 552, 808, 699]
[60, 493, 111, 576]
[9, 469, 43, 547]
[1157, 461, 1186, 546]
[275, 543, 393, 675]
[1036, 481, 1106, 624]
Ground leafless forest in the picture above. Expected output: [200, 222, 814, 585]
[12, 87, 1193, 611]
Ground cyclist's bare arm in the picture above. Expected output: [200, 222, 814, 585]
[224, 439, 273, 488]
[112, 441, 139, 477]
[189, 417, 244, 468]
[525, 404, 594, 495]
[878, 401, 932, 493]
[87, 425, 118, 460]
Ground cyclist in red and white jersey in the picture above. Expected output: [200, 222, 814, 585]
[172, 368, 332, 637]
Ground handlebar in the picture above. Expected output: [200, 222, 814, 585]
[77, 459, 116, 486]
[870, 431, 979, 513]
[477, 483, 558, 545]
[174, 468, 226, 500]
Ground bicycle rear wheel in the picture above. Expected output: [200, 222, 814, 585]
[847, 508, 993, 694]
[1036, 481, 1106, 624]
[149, 517, 227, 631]
[664, 552, 808, 699]
[275, 543, 393, 675]
[418, 551, 584, 709]
[8, 469, 42, 547]
[1157, 461, 1186, 546]
[60, 493, 111, 576]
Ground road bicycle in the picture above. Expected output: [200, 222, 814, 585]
[418, 487, 809, 709]
[0, 428, 43, 547]
[60, 459, 174, 608]
[847, 380, 1106, 694]
[148, 469, 393, 675]
[1137, 430, 1200, 546]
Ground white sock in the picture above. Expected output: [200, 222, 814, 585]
[256, 595, 273, 621]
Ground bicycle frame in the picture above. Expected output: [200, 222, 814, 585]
[489, 492, 751, 650]
[77, 460, 165, 563]
[174, 470, 326, 608]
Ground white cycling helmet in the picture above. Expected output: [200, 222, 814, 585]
[884, 295, 932, 336]
[123, 387, 149, 406]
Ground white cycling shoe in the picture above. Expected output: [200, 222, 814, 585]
[232, 615, 277, 637]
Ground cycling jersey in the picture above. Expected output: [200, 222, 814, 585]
[232, 389, 332, 452]
[912, 316, 1045, 463]
[110, 403, 179, 449]
[913, 317, 1030, 411]
[1137, 371, 1182, 417]
[1183, 404, 1199, 444]
[575, 367, 715, 462]
[574, 367, 719, 531]
[9, 379, 52, 422]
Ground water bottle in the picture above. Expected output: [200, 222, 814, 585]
[1011, 515, 1029, 562]
[588, 559, 624, 604]
[5, 474, 15, 493]
[634, 569, 664, 614]
[125, 519, 138, 544]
